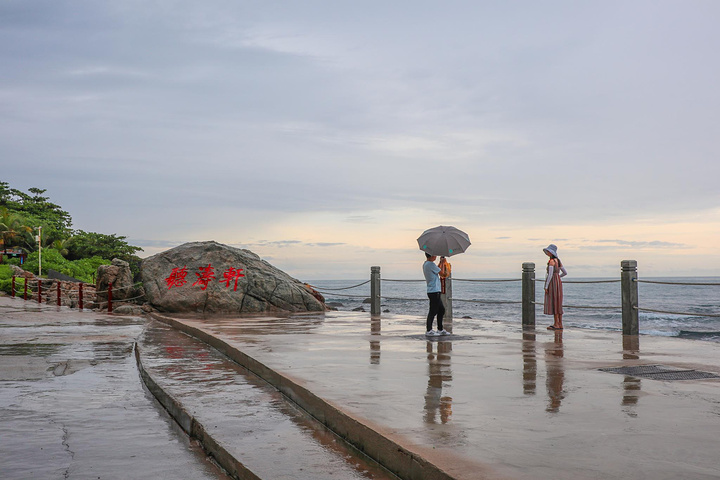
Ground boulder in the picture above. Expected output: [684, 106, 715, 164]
[96, 259, 134, 304]
[140, 241, 326, 314]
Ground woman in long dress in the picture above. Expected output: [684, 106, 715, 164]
[543, 244, 567, 330]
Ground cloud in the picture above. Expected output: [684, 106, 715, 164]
[587, 239, 689, 250]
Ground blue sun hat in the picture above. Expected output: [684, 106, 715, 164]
[543, 244, 559, 258]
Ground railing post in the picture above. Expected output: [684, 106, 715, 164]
[441, 273, 453, 321]
[621, 260, 639, 335]
[108, 283, 113, 313]
[370, 266, 381, 316]
[522, 262, 536, 327]
[37, 279, 42, 304]
[24, 279, 28, 300]
[57, 281, 61, 307]
[79, 283, 84, 310]
[11, 276, 15, 298]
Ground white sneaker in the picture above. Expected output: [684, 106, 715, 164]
[438, 329, 450, 335]
[425, 330, 437, 336]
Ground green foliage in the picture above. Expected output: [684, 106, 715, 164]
[0, 182, 72, 235]
[21, 248, 110, 284]
[65, 231, 142, 261]
[0, 265, 25, 295]
[0, 183, 142, 273]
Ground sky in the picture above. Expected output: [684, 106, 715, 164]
[2, 1, 719, 280]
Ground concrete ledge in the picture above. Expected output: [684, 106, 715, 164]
[134, 343, 262, 480]
[149, 312, 458, 480]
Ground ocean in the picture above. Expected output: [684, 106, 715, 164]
[308, 277, 720, 342]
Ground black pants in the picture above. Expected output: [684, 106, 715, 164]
[426, 292, 445, 332]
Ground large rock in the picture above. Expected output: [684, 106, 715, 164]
[96, 258, 134, 303]
[140, 241, 326, 314]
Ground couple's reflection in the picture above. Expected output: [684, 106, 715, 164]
[369, 317, 381, 365]
[545, 330, 565, 413]
[424, 339, 453, 424]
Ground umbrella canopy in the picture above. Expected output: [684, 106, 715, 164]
[417, 225, 471, 257]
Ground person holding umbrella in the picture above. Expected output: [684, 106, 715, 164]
[417, 226, 471, 336]
[423, 253, 449, 336]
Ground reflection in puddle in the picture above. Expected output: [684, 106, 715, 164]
[522, 329, 537, 395]
[370, 319, 381, 365]
[545, 330, 565, 413]
[621, 335, 641, 416]
[0, 344, 63, 357]
[424, 340, 453, 424]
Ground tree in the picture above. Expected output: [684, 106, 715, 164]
[0, 207, 33, 252]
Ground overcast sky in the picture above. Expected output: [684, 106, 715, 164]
[2, 1, 719, 279]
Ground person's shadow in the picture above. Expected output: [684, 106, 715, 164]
[545, 330, 565, 413]
[424, 339, 453, 424]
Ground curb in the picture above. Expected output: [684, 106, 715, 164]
[134, 343, 261, 480]
[149, 312, 458, 480]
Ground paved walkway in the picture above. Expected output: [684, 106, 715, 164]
[0, 296, 229, 480]
[137, 319, 398, 480]
[152, 310, 720, 480]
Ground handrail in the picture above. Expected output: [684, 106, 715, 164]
[308, 280, 370, 291]
[534, 279, 621, 284]
[635, 279, 720, 286]
[454, 278, 522, 283]
[636, 306, 720, 318]
[532, 301, 621, 310]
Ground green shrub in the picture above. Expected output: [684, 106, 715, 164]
[20, 248, 110, 284]
[0, 265, 25, 295]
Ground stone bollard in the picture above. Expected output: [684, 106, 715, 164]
[621, 260, 639, 335]
[370, 266, 381, 316]
[522, 263, 536, 327]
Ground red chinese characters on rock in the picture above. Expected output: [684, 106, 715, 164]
[166, 265, 246, 291]
[192, 264, 216, 290]
[221, 267, 245, 291]
[165, 266, 189, 289]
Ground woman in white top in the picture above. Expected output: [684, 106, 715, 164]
[543, 244, 567, 330]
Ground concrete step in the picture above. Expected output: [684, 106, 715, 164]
[137, 319, 398, 480]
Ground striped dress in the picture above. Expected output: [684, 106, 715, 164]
[544, 259, 564, 315]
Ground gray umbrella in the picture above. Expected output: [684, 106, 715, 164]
[417, 225, 471, 257]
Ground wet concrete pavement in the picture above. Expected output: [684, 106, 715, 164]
[137, 320, 398, 479]
[152, 311, 720, 480]
[4, 290, 720, 480]
[0, 296, 229, 480]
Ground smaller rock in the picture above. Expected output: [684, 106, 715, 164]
[352, 306, 366, 312]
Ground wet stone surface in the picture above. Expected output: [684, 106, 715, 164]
[139, 320, 398, 480]
[0, 296, 229, 480]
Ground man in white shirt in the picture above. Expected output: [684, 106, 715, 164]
[423, 253, 449, 336]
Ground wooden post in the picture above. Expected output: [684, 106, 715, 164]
[23, 278, 28, 300]
[107, 283, 113, 313]
[370, 266, 381, 316]
[621, 260, 639, 335]
[57, 282, 61, 306]
[441, 273, 453, 322]
[37, 279, 42, 304]
[11, 276, 15, 298]
[79, 283, 84, 310]
[522, 262, 536, 327]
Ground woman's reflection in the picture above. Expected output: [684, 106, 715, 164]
[522, 330, 537, 395]
[545, 329, 565, 413]
[424, 339, 453, 424]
